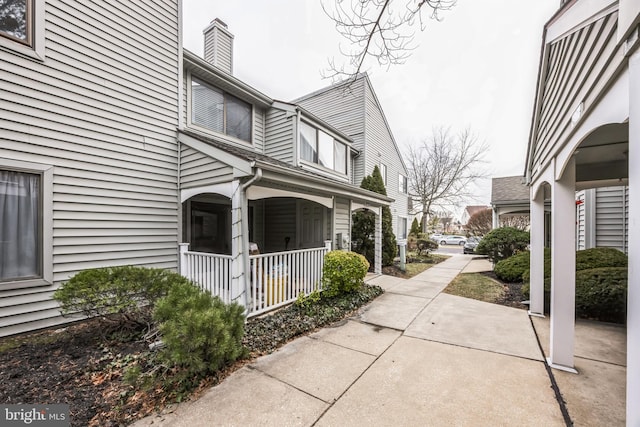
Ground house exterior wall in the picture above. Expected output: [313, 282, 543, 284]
[180, 145, 233, 188]
[576, 186, 629, 253]
[529, 9, 621, 180]
[264, 108, 295, 163]
[296, 74, 409, 239]
[0, 0, 181, 336]
[334, 197, 351, 249]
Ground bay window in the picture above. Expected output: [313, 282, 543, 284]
[191, 78, 252, 142]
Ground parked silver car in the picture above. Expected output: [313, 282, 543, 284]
[439, 235, 467, 246]
[463, 237, 481, 254]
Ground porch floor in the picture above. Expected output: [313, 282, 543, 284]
[133, 255, 626, 426]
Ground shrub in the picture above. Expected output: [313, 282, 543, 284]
[475, 227, 530, 263]
[153, 280, 246, 378]
[494, 251, 530, 283]
[322, 250, 369, 297]
[575, 247, 627, 271]
[575, 267, 627, 323]
[410, 218, 421, 236]
[416, 239, 438, 256]
[53, 265, 188, 321]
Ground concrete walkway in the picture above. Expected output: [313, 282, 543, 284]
[132, 255, 625, 426]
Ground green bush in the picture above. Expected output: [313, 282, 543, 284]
[416, 239, 438, 256]
[322, 250, 369, 297]
[53, 265, 188, 320]
[475, 227, 530, 263]
[154, 280, 246, 377]
[494, 251, 530, 283]
[575, 267, 627, 323]
[410, 218, 421, 236]
[575, 247, 627, 271]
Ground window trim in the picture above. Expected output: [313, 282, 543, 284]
[298, 119, 348, 177]
[188, 74, 254, 145]
[1, 159, 53, 290]
[380, 163, 387, 185]
[0, 0, 45, 60]
[399, 174, 408, 194]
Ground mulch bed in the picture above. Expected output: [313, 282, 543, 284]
[478, 271, 529, 310]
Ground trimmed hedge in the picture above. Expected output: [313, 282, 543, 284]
[575, 247, 628, 271]
[322, 250, 369, 297]
[475, 227, 530, 263]
[494, 251, 530, 283]
[575, 267, 627, 323]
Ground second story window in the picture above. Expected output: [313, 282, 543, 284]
[0, 0, 31, 46]
[300, 121, 347, 175]
[191, 78, 252, 142]
[399, 174, 407, 194]
[380, 163, 387, 185]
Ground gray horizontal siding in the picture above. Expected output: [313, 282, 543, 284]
[0, 0, 180, 337]
[180, 145, 233, 188]
[334, 197, 350, 248]
[264, 108, 294, 163]
[264, 199, 297, 253]
[531, 11, 620, 173]
[595, 186, 628, 252]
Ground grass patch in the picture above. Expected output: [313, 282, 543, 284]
[383, 254, 449, 278]
[443, 273, 504, 303]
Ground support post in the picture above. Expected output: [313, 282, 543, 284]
[231, 180, 247, 308]
[627, 47, 640, 427]
[529, 186, 545, 317]
[548, 157, 577, 373]
[492, 207, 499, 229]
[398, 239, 407, 272]
[179, 243, 189, 277]
[374, 209, 382, 274]
[324, 240, 332, 252]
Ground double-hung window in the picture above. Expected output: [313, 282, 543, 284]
[299, 121, 347, 175]
[399, 174, 407, 194]
[191, 78, 252, 142]
[0, 0, 31, 46]
[0, 169, 40, 282]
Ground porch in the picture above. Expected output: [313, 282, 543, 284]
[179, 243, 330, 317]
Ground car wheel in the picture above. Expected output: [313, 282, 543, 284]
[440, 240, 446, 245]
[459, 241, 466, 246]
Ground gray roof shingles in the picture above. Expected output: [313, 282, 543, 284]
[491, 176, 529, 203]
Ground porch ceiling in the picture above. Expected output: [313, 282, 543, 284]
[575, 123, 628, 189]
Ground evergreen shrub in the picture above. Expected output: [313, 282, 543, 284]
[322, 250, 369, 297]
[475, 227, 530, 263]
[494, 250, 530, 283]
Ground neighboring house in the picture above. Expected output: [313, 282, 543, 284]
[0, 0, 181, 337]
[460, 205, 490, 226]
[490, 176, 530, 228]
[294, 74, 411, 241]
[524, 0, 638, 422]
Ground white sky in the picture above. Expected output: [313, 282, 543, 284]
[182, 0, 559, 219]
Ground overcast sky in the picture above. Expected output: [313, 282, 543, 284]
[182, 0, 559, 219]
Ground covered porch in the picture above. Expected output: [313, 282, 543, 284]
[176, 130, 391, 317]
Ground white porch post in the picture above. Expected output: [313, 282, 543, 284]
[627, 47, 640, 427]
[374, 210, 382, 274]
[231, 179, 247, 308]
[492, 207, 499, 229]
[548, 157, 577, 372]
[529, 186, 545, 317]
[179, 243, 189, 276]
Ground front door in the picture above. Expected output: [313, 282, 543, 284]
[299, 201, 324, 249]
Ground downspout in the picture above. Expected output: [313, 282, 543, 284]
[295, 108, 301, 166]
[240, 167, 262, 313]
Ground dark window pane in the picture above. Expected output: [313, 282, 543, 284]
[0, 0, 28, 42]
[225, 94, 252, 142]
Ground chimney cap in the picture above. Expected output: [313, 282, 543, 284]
[211, 18, 228, 28]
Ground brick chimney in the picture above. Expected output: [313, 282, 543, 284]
[203, 18, 234, 74]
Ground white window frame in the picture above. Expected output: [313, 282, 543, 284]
[1, 158, 53, 289]
[398, 216, 408, 240]
[188, 75, 254, 144]
[298, 120, 348, 176]
[0, 0, 45, 60]
[399, 174, 407, 194]
[380, 163, 387, 185]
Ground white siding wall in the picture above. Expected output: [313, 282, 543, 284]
[334, 197, 351, 249]
[595, 186, 628, 252]
[576, 190, 586, 250]
[264, 108, 294, 163]
[363, 80, 409, 235]
[0, 0, 180, 336]
[180, 145, 233, 188]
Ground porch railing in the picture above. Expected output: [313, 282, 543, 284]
[248, 247, 328, 317]
[179, 243, 329, 317]
[179, 245, 232, 301]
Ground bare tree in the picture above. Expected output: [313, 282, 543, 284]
[322, 0, 456, 81]
[406, 127, 488, 233]
[465, 208, 492, 236]
[500, 214, 530, 231]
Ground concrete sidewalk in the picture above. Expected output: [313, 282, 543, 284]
[132, 255, 625, 426]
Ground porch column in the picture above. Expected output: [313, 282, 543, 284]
[529, 185, 545, 317]
[627, 47, 640, 427]
[231, 179, 248, 308]
[374, 210, 382, 274]
[492, 207, 499, 229]
[548, 157, 576, 372]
